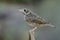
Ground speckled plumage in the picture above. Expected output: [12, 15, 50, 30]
[24, 13, 48, 27]
[19, 8, 55, 28]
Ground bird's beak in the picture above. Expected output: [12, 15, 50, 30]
[18, 9, 25, 15]
[18, 9, 23, 12]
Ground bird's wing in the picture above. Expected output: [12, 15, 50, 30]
[32, 16, 48, 24]
[31, 12, 47, 22]
[37, 16, 47, 22]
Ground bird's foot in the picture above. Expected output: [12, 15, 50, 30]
[29, 29, 34, 34]
[29, 27, 37, 34]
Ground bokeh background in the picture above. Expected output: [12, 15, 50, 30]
[0, 0, 60, 40]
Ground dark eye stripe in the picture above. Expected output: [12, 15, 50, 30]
[24, 9, 26, 12]
[24, 9, 29, 13]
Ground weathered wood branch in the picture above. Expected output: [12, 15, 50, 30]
[29, 27, 37, 40]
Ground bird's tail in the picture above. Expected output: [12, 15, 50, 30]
[43, 24, 55, 28]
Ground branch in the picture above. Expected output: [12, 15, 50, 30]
[29, 27, 37, 40]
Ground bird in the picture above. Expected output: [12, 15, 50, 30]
[18, 8, 55, 32]
[18, 8, 55, 40]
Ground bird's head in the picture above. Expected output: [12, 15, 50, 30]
[18, 8, 30, 15]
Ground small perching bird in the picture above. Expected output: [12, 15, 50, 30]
[18, 8, 55, 31]
[18, 8, 55, 40]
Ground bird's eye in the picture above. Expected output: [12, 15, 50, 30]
[24, 9, 29, 13]
[24, 9, 26, 12]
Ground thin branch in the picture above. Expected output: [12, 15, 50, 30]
[29, 31, 35, 40]
[29, 27, 37, 40]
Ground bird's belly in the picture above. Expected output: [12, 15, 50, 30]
[25, 20, 43, 28]
[27, 22, 44, 28]
[24, 17, 44, 28]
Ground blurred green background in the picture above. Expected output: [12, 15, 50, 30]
[0, 0, 60, 40]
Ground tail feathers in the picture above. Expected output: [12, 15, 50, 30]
[43, 24, 55, 27]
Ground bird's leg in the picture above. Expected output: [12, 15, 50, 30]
[29, 27, 37, 34]
[29, 27, 37, 40]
